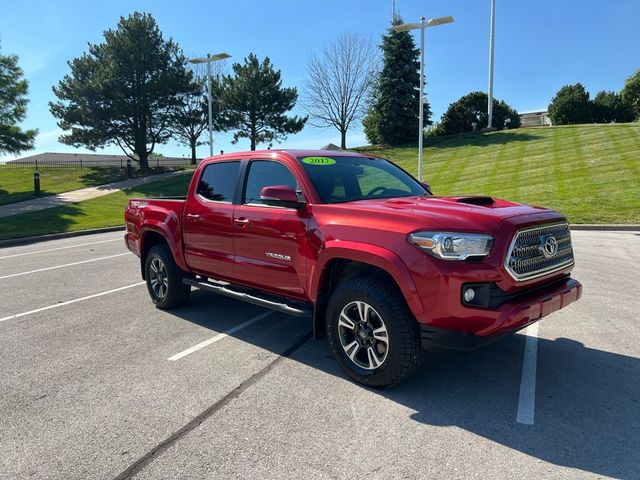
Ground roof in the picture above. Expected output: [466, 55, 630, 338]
[321, 143, 342, 150]
[519, 109, 549, 116]
[8, 152, 192, 164]
[202, 149, 367, 162]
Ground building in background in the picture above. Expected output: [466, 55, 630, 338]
[519, 109, 552, 127]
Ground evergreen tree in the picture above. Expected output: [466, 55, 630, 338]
[0, 42, 37, 155]
[439, 91, 520, 134]
[621, 69, 640, 121]
[548, 83, 592, 125]
[363, 18, 431, 146]
[592, 90, 634, 123]
[50, 12, 192, 168]
[216, 54, 306, 150]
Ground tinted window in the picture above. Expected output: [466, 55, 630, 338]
[197, 161, 240, 202]
[243, 161, 298, 205]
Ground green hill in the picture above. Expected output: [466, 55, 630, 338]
[359, 123, 640, 224]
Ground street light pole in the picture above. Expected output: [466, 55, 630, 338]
[187, 52, 231, 158]
[393, 16, 454, 182]
[418, 17, 426, 182]
[206, 56, 214, 157]
[487, 0, 496, 129]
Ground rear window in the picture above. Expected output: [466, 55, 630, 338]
[197, 161, 240, 202]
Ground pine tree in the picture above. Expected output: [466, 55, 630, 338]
[0, 43, 37, 155]
[50, 12, 192, 168]
[364, 18, 431, 146]
[216, 54, 306, 150]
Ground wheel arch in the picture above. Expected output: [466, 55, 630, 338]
[310, 241, 424, 339]
[139, 223, 188, 279]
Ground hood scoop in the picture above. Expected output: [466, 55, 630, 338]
[456, 196, 495, 206]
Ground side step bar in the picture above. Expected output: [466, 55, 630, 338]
[183, 278, 312, 318]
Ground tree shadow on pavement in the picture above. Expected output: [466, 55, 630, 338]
[170, 291, 639, 479]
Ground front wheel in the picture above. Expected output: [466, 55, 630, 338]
[144, 244, 191, 309]
[326, 277, 424, 388]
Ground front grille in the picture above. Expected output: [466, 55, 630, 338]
[505, 223, 574, 281]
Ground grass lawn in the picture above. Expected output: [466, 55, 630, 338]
[0, 167, 131, 206]
[0, 172, 193, 241]
[1, 124, 638, 241]
[0, 166, 194, 206]
[358, 123, 640, 224]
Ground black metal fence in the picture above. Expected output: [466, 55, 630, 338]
[1, 157, 198, 171]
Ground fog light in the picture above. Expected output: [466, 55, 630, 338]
[463, 288, 476, 303]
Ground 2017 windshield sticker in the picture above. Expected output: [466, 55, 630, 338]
[302, 157, 336, 165]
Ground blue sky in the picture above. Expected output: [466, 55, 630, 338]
[1, 0, 638, 161]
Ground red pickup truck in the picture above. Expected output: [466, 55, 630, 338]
[125, 149, 582, 387]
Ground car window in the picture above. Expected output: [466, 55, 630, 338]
[197, 161, 240, 202]
[355, 164, 413, 197]
[297, 156, 426, 203]
[243, 160, 298, 206]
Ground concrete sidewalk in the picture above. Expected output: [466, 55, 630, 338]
[0, 170, 191, 218]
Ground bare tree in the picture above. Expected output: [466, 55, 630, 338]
[303, 34, 377, 149]
[168, 61, 226, 164]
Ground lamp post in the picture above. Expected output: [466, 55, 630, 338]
[487, 0, 496, 129]
[393, 16, 454, 181]
[187, 52, 231, 157]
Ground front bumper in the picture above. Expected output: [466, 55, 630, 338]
[420, 277, 582, 352]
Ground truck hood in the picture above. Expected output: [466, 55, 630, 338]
[316, 195, 563, 235]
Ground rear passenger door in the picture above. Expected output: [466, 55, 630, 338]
[232, 159, 310, 299]
[182, 161, 240, 280]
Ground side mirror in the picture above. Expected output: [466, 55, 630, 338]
[260, 185, 306, 209]
[421, 182, 433, 194]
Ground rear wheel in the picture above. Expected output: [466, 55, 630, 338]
[145, 244, 190, 309]
[326, 277, 424, 388]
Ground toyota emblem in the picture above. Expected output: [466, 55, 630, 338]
[540, 235, 558, 258]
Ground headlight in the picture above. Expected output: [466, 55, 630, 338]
[409, 231, 494, 261]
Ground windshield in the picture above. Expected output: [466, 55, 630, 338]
[297, 156, 428, 204]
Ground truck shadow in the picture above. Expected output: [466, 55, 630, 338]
[171, 291, 639, 479]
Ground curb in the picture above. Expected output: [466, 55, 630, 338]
[570, 224, 640, 232]
[0, 226, 125, 248]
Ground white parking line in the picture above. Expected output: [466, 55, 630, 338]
[0, 238, 121, 260]
[168, 310, 274, 361]
[0, 282, 145, 323]
[0, 253, 130, 280]
[516, 322, 539, 425]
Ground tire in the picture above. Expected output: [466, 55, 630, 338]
[326, 277, 425, 388]
[144, 244, 191, 309]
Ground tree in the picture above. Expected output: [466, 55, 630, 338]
[216, 54, 306, 150]
[0, 43, 37, 155]
[50, 12, 192, 168]
[303, 34, 377, 149]
[439, 91, 520, 135]
[168, 62, 225, 164]
[592, 90, 634, 123]
[362, 77, 381, 144]
[363, 18, 431, 146]
[547, 83, 592, 125]
[621, 69, 640, 121]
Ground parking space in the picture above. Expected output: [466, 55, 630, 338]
[0, 231, 638, 479]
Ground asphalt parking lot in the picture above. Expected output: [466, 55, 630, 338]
[0, 230, 639, 479]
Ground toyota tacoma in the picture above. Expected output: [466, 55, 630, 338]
[124, 150, 582, 387]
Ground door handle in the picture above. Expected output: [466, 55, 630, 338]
[186, 213, 200, 222]
[234, 217, 250, 227]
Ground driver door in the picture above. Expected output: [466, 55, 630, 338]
[232, 159, 310, 299]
